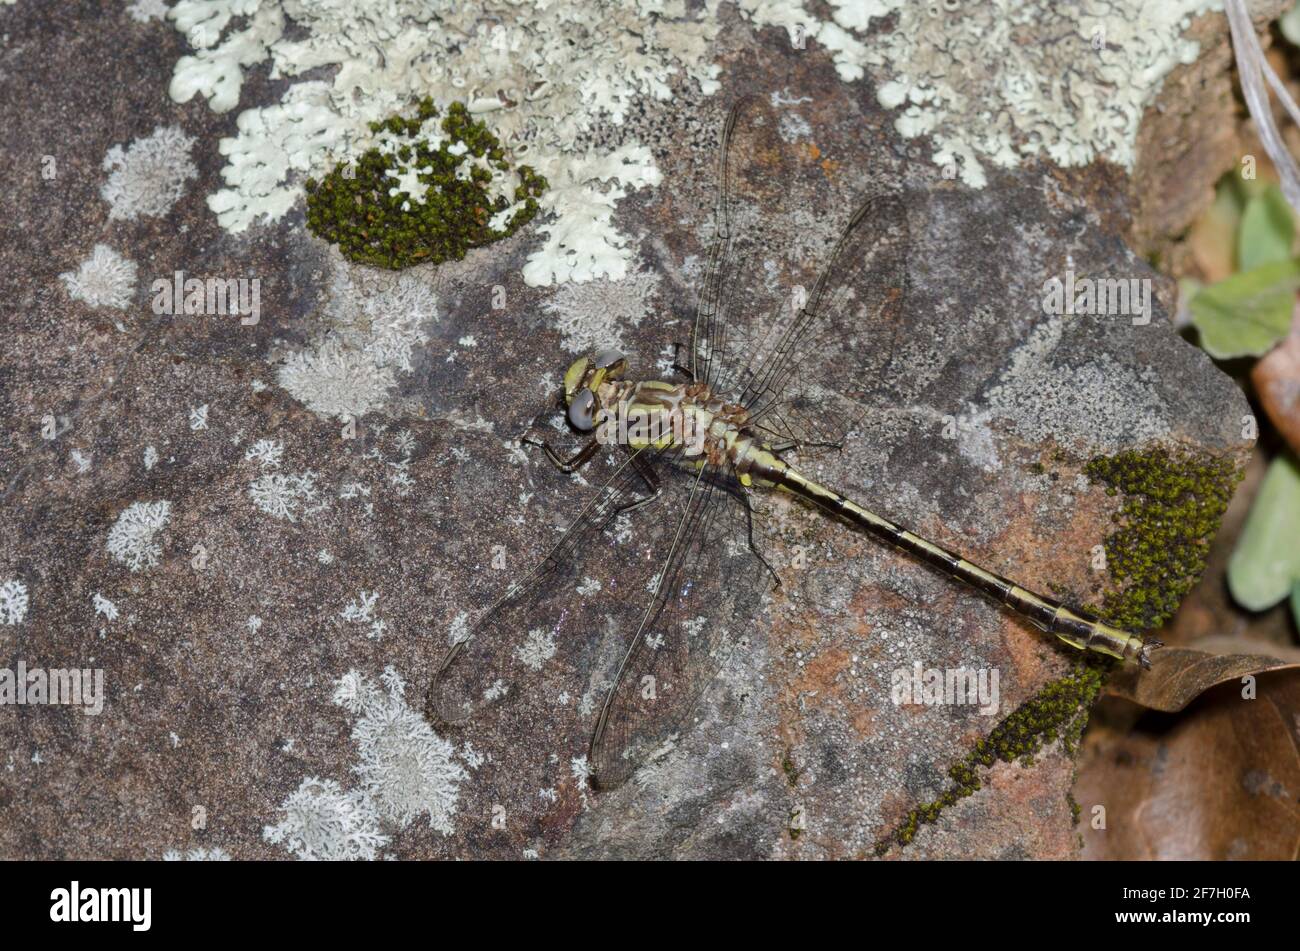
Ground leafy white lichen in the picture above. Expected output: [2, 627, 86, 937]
[263, 777, 390, 860]
[60, 245, 137, 311]
[0, 579, 29, 625]
[738, 0, 1221, 187]
[165, 0, 720, 282]
[106, 501, 172, 572]
[101, 125, 198, 220]
[332, 667, 467, 834]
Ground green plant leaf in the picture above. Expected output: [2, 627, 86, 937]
[1283, 1, 1300, 46]
[1237, 186, 1294, 270]
[1190, 259, 1300, 359]
[1292, 580, 1300, 631]
[1228, 454, 1300, 611]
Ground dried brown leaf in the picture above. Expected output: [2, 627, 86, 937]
[1105, 635, 1300, 712]
[1077, 671, 1300, 860]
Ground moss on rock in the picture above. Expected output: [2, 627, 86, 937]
[305, 99, 546, 270]
[873, 662, 1105, 855]
[1083, 446, 1240, 631]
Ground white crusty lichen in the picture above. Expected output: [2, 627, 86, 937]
[247, 470, 320, 521]
[243, 437, 284, 468]
[165, 0, 720, 283]
[513, 628, 558, 672]
[106, 500, 172, 572]
[541, 262, 662, 353]
[332, 667, 467, 835]
[984, 314, 1171, 449]
[60, 245, 138, 311]
[162, 846, 231, 860]
[101, 125, 197, 220]
[275, 256, 435, 419]
[737, 0, 1222, 187]
[92, 592, 119, 622]
[277, 339, 396, 420]
[0, 579, 29, 625]
[127, 0, 170, 23]
[263, 777, 390, 860]
[324, 264, 434, 374]
[339, 590, 388, 639]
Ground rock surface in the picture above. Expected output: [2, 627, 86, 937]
[0, 3, 1253, 859]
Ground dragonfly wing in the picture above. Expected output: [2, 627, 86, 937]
[691, 96, 911, 448]
[740, 190, 911, 440]
[590, 462, 771, 789]
[428, 445, 675, 726]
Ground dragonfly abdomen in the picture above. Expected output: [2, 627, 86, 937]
[753, 455, 1156, 668]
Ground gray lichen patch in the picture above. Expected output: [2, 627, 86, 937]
[982, 315, 1173, 451]
[273, 253, 437, 420]
[100, 125, 197, 221]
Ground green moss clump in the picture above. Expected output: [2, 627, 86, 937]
[781, 753, 800, 787]
[305, 99, 546, 270]
[872, 663, 1104, 855]
[1083, 447, 1241, 631]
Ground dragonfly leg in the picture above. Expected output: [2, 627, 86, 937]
[670, 341, 694, 379]
[739, 487, 781, 590]
[522, 435, 600, 473]
[613, 453, 662, 516]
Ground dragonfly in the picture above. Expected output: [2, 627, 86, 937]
[427, 97, 1159, 790]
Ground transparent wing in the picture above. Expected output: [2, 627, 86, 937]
[691, 97, 911, 448]
[591, 461, 771, 788]
[428, 444, 771, 791]
[427, 444, 672, 726]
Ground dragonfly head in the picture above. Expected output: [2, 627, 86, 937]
[562, 349, 628, 431]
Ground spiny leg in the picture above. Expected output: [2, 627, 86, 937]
[739, 488, 781, 590]
[670, 341, 695, 380]
[522, 435, 600, 473]
[766, 436, 844, 455]
[613, 452, 663, 517]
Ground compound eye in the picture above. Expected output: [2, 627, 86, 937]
[568, 388, 597, 431]
[593, 349, 627, 377]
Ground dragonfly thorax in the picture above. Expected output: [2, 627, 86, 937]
[595, 378, 751, 465]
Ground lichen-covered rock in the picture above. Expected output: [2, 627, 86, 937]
[0, 1, 1253, 860]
